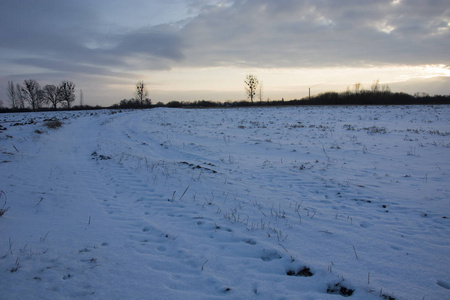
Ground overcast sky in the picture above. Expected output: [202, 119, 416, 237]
[1, 0, 449, 106]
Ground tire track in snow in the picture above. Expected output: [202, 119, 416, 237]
[80, 111, 367, 298]
[75, 114, 254, 295]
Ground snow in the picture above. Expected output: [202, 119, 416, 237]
[1, 105, 449, 299]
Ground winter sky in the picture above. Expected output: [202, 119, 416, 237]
[1, 0, 449, 106]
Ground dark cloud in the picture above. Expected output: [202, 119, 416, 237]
[12, 58, 134, 78]
[112, 25, 185, 62]
[0, 0, 186, 75]
[0, 1, 95, 51]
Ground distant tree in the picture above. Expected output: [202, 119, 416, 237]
[244, 74, 259, 103]
[414, 92, 430, 98]
[7, 81, 17, 109]
[58, 81, 75, 109]
[380, 83, 391, 93]
[15, 83, 25, 109]
[167, 101, 182, 108]
[371, 80, 391, 94]
[371, 80, 380, 93]
[116, 98, 147, 109]
[344, 86, 352, 96]
[43, 84, 60, 110]
[136, 81, 149, 106]
[22, 79, 43, 111]
[143, 98, 152, 107]
[353, 82, 362, 94]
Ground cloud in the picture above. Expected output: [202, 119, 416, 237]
[112, 24, 185, 63]
[1, 0, 449, 105]
[12, 58, 134, 79]
[178, 0, 450, 68]
[0, 0, 187, 75]
[1, 0, 448, 74]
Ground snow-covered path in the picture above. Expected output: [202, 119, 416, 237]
[1, 106, 449, 299]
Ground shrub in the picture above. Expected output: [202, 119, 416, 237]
[44, 118, 63, 129]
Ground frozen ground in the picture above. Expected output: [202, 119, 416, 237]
[0, 105, 449, 299]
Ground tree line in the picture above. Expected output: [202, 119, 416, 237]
[2, 77, 449, 112]
[110, 81, 152, 109]
[113, 76, 264, 109]
[293, 80, 450, 106]
[6, 79, 77, 111]
[157, 77, 450, 108]
[160, 76, 450, 107]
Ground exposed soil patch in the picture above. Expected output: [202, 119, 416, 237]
[326, 282, 354, 297]
[286, 267, 313, 277]
[179, 161, 217, 173]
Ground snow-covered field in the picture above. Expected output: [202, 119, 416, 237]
[1, 105, 449, 299]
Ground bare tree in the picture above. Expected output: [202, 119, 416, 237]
[414, 92, 429, 98]
[43, 84, 60, 110]
[15, 83, 25, 109]
[136, 81, 148, 106]
[371, 80, 380, 93]
[22, 79, 43, 111]
[381, 83, 391, 93]
[245, 74, 259, 103]
[354, 82, 362, 94]
[7, 81, 17, 109]
[58, 81, 75, 109]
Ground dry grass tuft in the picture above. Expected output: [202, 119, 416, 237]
[44, 118, 63, 129]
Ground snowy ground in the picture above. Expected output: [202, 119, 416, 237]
[1, 105, 449, 299]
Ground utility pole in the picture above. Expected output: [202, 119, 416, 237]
[309, 88, 311, 100]
[80, 89, 84, 106]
